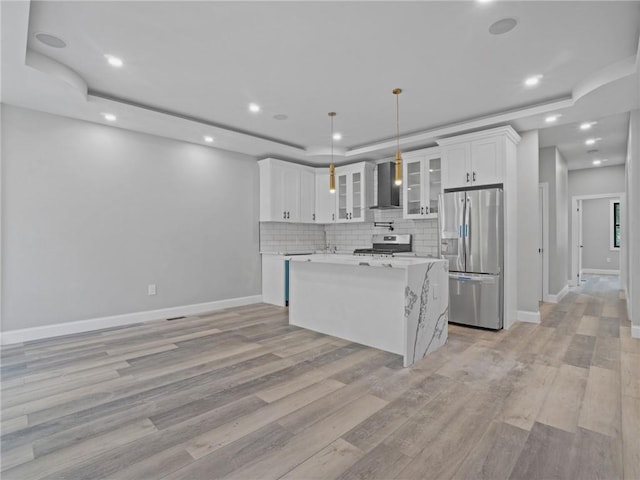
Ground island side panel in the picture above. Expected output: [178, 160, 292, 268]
[404, 260, 449, 366]
[289, 261, 405, 356]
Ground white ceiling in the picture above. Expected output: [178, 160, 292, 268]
[2, 1, 639, 170]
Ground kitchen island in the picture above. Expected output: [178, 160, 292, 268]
[288, 254, 449, 367]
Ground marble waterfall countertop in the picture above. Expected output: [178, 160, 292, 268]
[288, 254, 449, 367]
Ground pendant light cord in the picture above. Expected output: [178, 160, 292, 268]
[396, 92, 400, 156]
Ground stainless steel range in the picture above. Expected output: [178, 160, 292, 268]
[353, 234, 412, 257]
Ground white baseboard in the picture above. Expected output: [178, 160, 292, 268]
[547, 284, 570, 304]
[632, 325, 640, 339]
[517, 310, 541, 324]
[581, 268, 620, 276]
[0, 295, 263, 345]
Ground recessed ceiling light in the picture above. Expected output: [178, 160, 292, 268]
[545, 115, 560, 123]
[249, 103, 261, 113]
[102, 113, 116, 122]
[203, 136, 214, 143]
[273, 114, 288, 121]
[489, 18, 518, 35]
[35, 32, 66, 48]
[333, 133, 342, 141]
[104, 55, 123, 68]
[585, 138, 599, 146]
[592, 160, 602, 166]
[524, 75, 543, 87]
[580, 121, 596, 130]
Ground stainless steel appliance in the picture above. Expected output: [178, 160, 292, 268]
[439, 188, 503, 329]
[353, 234, 411, 257]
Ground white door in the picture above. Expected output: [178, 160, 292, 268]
[442, 144, 470, 189]
[539, 185, 544, 301]
[282, 168, 300, 222]
[299, 169, 315, 223]
[578, 200, 583, 283]
[315, 171, 335, 223]
[471, 137, 501, 186]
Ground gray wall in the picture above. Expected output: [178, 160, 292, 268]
[624, 109, 639, 333]
[540, 146, 569, 295]
[568, 164, 625, 196]
[581, 198, 619, 270]
[517, 130, 540, 314]
[1, 106, 261, 331]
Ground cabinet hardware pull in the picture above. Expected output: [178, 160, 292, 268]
[473, 171, 476, 182]
[426, 206, 429, 214]
[332, 213, 335, 221]
[466, 172, 470, 183]
[283, 211, 286, 219]
[312, 213, 315, 221]
[421, 207, 424, 215]
[286, 211, 290, 219]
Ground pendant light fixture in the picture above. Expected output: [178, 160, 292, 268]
[328, 112, 336, 193]
[393, 88, 403, 186]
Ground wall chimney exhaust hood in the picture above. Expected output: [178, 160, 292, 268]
[370, 162, 401, 209]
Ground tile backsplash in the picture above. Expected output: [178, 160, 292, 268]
[259, 222, 326, 253]
[260, 209, 438, 256]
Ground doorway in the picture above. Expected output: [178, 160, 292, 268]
[571, 192, 625, 286]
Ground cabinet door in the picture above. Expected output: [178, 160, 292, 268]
[442, 143, 471, 189]
[471, 137, 502, 186]
[427, 156, 441, 216]
[282, 168, 300, 222]
[351, 171, 362, 220]
[315, 171, 336, 223]
[403, 157, 424, 218]
[299, 169, 316, 223]
[336, 172, 349, 222]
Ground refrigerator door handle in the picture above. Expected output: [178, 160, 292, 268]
[459, 225, 462, 238]
[465, 224, 469, 237]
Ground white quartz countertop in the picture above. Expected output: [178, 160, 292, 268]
[288, 254, 445, 268]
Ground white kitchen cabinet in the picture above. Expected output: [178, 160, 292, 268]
[438, 127, 520, 190]
[402, 148, 441, 219]
[259, 158, 315, 223]
[315, 170, 336, 223]
[335, 162, 374, 223]
[299, 169, 316, 223]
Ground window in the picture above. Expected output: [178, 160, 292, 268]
[610, 200, 621, 250]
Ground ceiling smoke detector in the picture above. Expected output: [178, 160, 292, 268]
[489, 18, 518, 35]
[35, 32, 66, 48]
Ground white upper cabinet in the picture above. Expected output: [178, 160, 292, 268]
[259, 158, 315, 223]
[402, 148, 441, 219]
[315, 170, 336, 223]
[299, 168, 316, 223]
[438, 126, 520, 190]
[335, 162, 374, 223]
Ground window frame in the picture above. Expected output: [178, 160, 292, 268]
[610, 199, 621, 251]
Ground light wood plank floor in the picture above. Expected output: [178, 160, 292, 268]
[1, 275, 638, 479]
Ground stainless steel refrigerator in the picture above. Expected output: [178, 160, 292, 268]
[438, 188, 503, 329]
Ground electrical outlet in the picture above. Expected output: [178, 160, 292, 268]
[148, 284, 157, 296]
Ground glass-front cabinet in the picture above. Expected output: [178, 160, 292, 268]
[335, 162, 374, 223]
[402, 148, 441, 220]
[337, 173, 348, 221]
